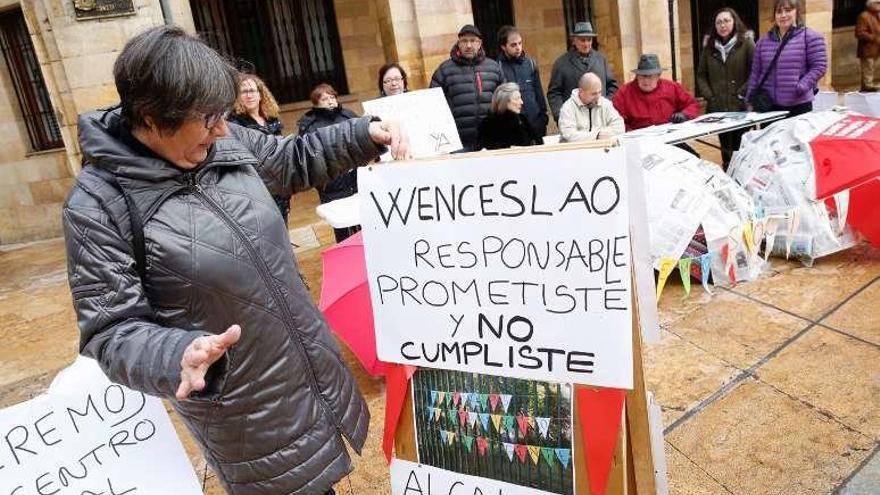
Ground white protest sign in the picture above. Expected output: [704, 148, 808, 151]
[391, 458, 562, 495]
[0, 357, 202, 495]
[362, 88, 462, 158]
[360, 146, 633, 388]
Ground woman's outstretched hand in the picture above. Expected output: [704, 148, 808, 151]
[176, 324, 241, 400]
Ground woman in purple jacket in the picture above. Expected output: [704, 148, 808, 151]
[746, 0, 828, 117]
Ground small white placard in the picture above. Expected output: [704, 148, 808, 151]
[0, 357, 202, 495]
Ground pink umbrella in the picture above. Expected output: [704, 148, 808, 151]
[319, 231, 387, 377]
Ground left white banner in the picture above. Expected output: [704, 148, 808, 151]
[391, 459, 562, 495]
[0, 357, 202, 494]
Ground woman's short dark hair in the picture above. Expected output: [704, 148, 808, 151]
[310, 83, 338, 105]
[377, 63, 409, 95]
[706, 7, 748, 47]
[772, 0, 805, 27]
[113, 25, 237, 133]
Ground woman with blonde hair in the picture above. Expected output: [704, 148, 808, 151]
[477, 82, 541, 150]
[229, 73, 290, 219]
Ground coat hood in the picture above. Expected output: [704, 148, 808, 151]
[450, 43, 486, 65]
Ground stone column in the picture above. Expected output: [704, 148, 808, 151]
[375, 0, 473, 89]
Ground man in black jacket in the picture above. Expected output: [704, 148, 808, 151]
[547, 21, 619, 121]
[496, 25, 549, 138]
[430, 24, 505, 151]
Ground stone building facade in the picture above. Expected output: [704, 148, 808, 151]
[0, 0, 855, 244]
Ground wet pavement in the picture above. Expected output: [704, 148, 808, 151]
[1, 184, 878, 494]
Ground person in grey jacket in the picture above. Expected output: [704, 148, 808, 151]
[547, 21, 619, 121]
[63, 26, 406, 495]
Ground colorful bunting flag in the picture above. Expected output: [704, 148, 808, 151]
[527, 416, 536, 430]
[503, 442, 515, 462]
[516, 414, 529, 437]
[527, 445, 541, 465]
[491, 414, 502, 432]
[656, 256, 677, 299]
[468, 411, 478, 428]
[541, 447, 556, 466]
[426, 407, 433, 422]
[437, 391, 446, 407]
[433, 408, 441, 422]
[462, 434, 474, 452]
[488, 393, 500, 411]
[555, 448, 571, 469]
[535, 417, 551, 439]
[721, 242, 736, 286]
[478, 394, 489, 411]
[447, 431, 456, 445]
[479, 413, 490, 432]
[440, 430, 448, 444]
[458, 410, 468, 428]
[476, 436, 489, 456]
[452, 391, 461, 407]
[700, 253, 714, 295]
[448, 409, 458, 426]
[742, 220, 755, 256]
[514, 444, 528, 463]
[500, 394, 512, 412]
[502, 415, 515, 433]
[678, 257, 692, 298]
[430, 390, 437, 407]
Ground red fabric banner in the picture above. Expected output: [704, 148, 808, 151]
[576, 387, 626, 495]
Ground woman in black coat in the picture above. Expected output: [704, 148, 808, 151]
[228, 74, 290, 221]
[297, 83, 360, 242]
[477, 82, 542, 150]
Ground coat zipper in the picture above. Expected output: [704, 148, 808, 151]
[184, 172, 351, 442]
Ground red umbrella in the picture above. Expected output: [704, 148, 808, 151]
[319, 231, 387, 377]
[810, 115, 880, 246]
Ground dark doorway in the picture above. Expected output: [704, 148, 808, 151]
[471, 0, 515, 60]
[690, 0, 759, 97]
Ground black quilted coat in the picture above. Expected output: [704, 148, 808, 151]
[430, 44, 504, 151]
[63, 108, 378, 494]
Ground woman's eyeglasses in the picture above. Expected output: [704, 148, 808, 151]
[383, 77, 404, 85]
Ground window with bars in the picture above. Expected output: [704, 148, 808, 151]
[833, 0, 864, 28]
[190, 0, 348, 104]
[562, 0, 593, 37]
[0, 9, 63, 152]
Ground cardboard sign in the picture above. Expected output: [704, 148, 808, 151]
[360, 146, 633, 388]
[0, 357, 202, 495]
[362, 88, 463, 158]
[391, 458, 562, 495]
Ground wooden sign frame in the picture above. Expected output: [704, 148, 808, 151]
[388, 140, 657, 494]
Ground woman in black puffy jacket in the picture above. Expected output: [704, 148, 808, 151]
[477, 82, 542, 150]
[297, 83, 360, 242]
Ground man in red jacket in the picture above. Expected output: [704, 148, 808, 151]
[613, 54, 700, 131]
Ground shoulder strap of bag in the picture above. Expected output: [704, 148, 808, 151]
[757, 29, 795, 90]
[87, 166, 147, 282]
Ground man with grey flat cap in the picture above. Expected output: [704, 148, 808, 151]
[612, 53, 700, 132]
[547, 21, 619, 121]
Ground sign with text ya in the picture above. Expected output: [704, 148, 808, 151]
[392, 458, 561, 495]
[360, 147, 633, 388]
[362, 88, 463, 158]
[0, 357, 202, 495]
